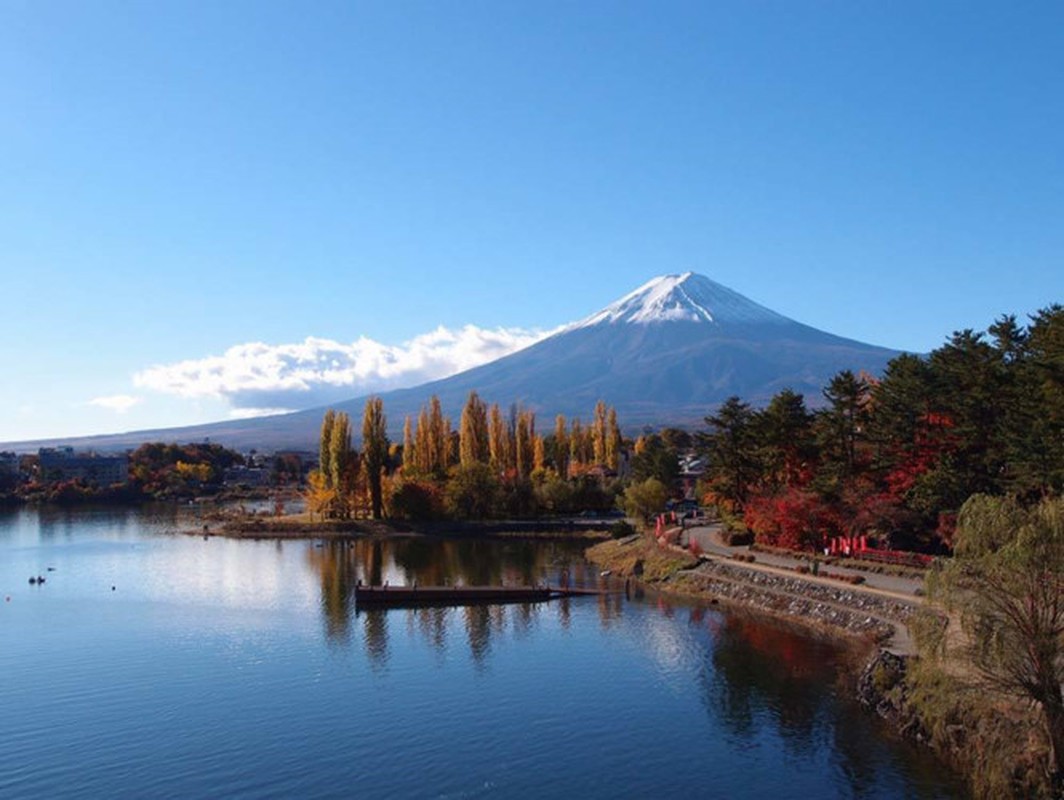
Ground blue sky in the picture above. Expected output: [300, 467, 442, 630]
[2, 1, 1061, 442]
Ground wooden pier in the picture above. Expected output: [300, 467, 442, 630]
[354, 584, 603, 608]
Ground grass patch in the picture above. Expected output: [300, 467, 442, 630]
[585, 537, 697, 582]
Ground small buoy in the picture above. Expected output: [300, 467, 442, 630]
[28, 577, 37, 585]
[6, 595, 11, 602]
[111, 586, 116, 591]
[47, 567, 56, 572]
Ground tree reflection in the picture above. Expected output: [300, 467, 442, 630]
[305, 537, 588, 665]
[464, 605, 492, 667]
[699, 614, 837, 757]
[362, 608, 389, 670]
[306, 541, 357, 643]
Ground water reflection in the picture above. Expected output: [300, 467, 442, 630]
[700, 613, 837, 755]
[305, 537, 591, 657]
[1, 509, 965, 798]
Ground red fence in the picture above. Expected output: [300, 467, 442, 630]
[828, 536, 933, 567]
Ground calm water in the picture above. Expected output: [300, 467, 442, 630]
[0, 506, 965, 799]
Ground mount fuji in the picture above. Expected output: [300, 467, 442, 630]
[5, 273, 903, 451]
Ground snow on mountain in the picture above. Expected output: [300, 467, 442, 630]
[575, 272, 789, 328]
[2, 272, 903, 452]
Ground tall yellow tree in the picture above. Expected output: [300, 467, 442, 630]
[319, 409, 336, 488]
[361, 397, 388, 520]
[553, 414, 569, 478]
[402, 415, 416, 474]
[533, 434, 546, 472]
[459, 391, 490, 467]
[606, 406, 622, 470]
[415, 406, 432, 474]
[592, 400, 608, 466]
[514, 408, 535, 479]
[427, 395, 451, 475]
[488, 403, 512, 475]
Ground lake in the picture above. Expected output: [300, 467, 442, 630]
[0, 506, 965, 798]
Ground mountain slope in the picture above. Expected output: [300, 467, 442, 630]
[3, 273, 903, 451]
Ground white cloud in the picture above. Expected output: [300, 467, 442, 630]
[133, 325, 551, 411]
[228, 407, 295, 420]
[89, 394, 142, 414]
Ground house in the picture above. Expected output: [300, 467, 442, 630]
[0, 451, 19, 476]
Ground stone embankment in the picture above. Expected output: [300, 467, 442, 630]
[670, 559, 915, 642]
[587, 537, 919, 649]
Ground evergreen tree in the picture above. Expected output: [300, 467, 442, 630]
[698, 396, 758, 512]
[629, 433, 679, 486]
[816, 370, 871, 487]
[754, 388, 814, 490]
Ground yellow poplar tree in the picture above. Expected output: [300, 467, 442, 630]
[361, 396, 388, 520]
[459, 391, 490, 467]
[488, 403, 511, 474]
[402, 415, 416, 474]
[553, 414, 569, 478]
[592, 400, 608, 466]
[606, 406, 622, 470]
[319, 409, 336, 488]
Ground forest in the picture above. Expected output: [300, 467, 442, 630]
[698, 305, 1064, 551]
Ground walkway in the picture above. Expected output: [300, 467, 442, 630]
[679, 523, 927, 655]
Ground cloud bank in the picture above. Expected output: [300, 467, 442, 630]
[133, 325, 550, 412]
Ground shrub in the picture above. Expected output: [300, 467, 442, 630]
[610, 520, 637, 539]
[723, 530, 754, 547]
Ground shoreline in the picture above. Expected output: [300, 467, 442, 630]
[199, 514, 614, 542]
[585, 535, 918, 656]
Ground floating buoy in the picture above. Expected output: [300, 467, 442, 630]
[28, 577, 37, 585]
[111, 586, 116, 591]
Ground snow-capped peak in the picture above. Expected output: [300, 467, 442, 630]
[574, 272, 788, 328]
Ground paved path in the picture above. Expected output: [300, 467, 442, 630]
[683, 523, 925, 599]
[678, 523, 926, 655]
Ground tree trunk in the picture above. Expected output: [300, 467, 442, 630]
[1043, 688, 1064, 794]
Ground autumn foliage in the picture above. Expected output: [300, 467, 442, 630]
[697, 305, 1064, 553]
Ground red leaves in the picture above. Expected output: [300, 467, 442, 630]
[744, 488, 842, 551]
